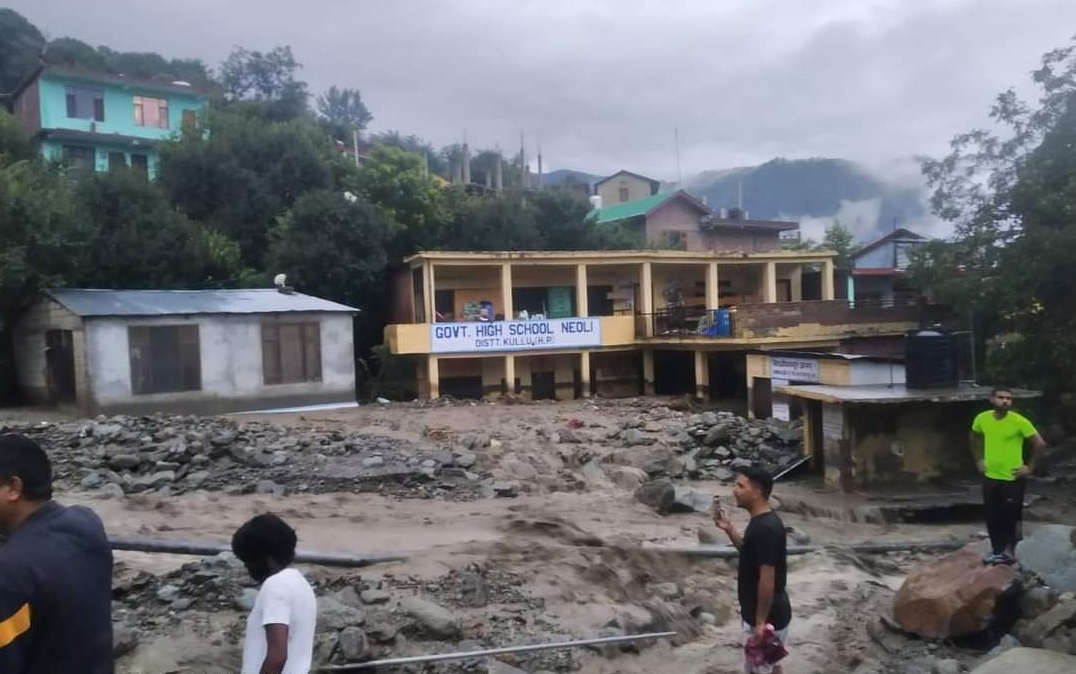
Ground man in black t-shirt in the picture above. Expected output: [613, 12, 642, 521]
[714, 465, 791, 674]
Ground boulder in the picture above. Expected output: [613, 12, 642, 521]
[400, 596, 461, 639]
[1017, 594, 1076, 651]
[336, 627, 368, 661]
[607, 466, 648, 491]
[635, 479, 675, 513]
[970, 647, 1076, 674]
[317, 596, 367, 631]
[670, 487, 713, 514]
[1016, 525, 1076, 593]
[893, 542, 1022, 638]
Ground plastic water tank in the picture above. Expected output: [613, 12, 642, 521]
[713, 309, 731, 336]
[904, 328, 958, 389]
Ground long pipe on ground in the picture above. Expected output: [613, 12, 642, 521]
[109, 536, 410, 568]
[315, 631, 678, 671]
[650, 540, 968, 558]
[110, 535, 968, 568]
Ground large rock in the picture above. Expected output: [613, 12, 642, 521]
[893, 542, 1022, 638]
[970, 647, 1076, 674]
[607, 465, 648, 491]
[1017, 594, 1076, 652]
[400, 596, 460, 639]
[317, 596, 367, 631]
[634, 479, 713, 515]
[1016, 525, 1076, 593]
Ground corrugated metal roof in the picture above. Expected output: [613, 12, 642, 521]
[589, 192, 677, 224]
[48, 289, 360, 318]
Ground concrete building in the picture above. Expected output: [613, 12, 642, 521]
[13, 289, 359, 415]
[590, 190, 799, 252]
[384, 250, 944, 403]
[10, 65, 208, 180]
[776, 383, 1040, 490]
[594, 170, 661, 205]
[849, 228, 930, 306]
[745, 350, 906, 421]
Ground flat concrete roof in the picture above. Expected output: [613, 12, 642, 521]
[774, 383, 1041, 404]
[403, 249, 837, 265]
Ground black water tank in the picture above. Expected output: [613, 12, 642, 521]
[905, 328, 959, 389]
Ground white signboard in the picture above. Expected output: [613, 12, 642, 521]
[430, 318, 602, 354]
[770, 357, 820, 383]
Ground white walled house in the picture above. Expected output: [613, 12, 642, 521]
[13, 289, 360, 415]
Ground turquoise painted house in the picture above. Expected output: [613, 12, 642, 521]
[11, 65, 207, 179]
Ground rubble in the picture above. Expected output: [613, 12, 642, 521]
[1015, 525, 1076, 593]
[2, 415, 490, 500]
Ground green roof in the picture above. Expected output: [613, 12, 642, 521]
[589, 192, 677, 224]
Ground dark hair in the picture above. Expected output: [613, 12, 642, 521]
[991, 386, 1013, 396]
[0, 434, 53, 501]
[737, 465, 774, 500]
[231, 513, 298, 566]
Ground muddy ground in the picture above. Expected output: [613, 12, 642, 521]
[4, 397, 1074, 674]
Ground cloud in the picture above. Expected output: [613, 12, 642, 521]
[7, 0, 1076, 177]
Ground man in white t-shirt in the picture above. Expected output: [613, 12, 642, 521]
[231, 513, 318, 674]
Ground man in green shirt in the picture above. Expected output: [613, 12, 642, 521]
[970, 386, 1046, 565]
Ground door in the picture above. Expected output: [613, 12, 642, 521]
[751, 377, 772, 420]
[531, 371, 556, 400]
[108, 152, 127, 172]
[131, 154, 149, 178]
[45, 330, 77, 405]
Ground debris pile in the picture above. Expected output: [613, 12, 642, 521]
[2, 416, 487, 500]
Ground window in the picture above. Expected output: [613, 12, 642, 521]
[182, 109, 197, 133]
[133, 96, 169, 128]
[108, 152, 127, 172]
[262, 322, 322, 385]
[62, 145, 95, 170]
[128, 325, 201, 395]
[130, 154, 149, 178]
[66, 86, 104, 121]
[618, 184, 630, 203]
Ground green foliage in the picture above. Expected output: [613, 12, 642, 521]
[268, 190, 389, 308]
[158, 108, 334, 268]
[317, 86, 373, 131]
[0, 110, 33, 161]
[69, 170, 243, 290]
[0, 8, 45, 93]
[355, 145, 446, 258]
[217, 46, 308, 121]
[822, 221, 856, 271]
[0, 158, 77, 322]
[913, 37, 1076, 425]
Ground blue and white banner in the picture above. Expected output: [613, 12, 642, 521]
[430, 318, 602, 354]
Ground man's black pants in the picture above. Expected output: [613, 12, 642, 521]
[982, 477, 1026, 555]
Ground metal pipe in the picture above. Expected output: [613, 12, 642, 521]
[649, 540, 968, 559]
[316, 631, 678, 671]
[109, 536, 409, 568]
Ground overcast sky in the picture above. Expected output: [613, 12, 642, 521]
[9, 0, 1076, 181]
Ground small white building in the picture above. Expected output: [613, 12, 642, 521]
[13, 289, 360, 415]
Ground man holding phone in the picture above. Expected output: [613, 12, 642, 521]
[713, 465, 791, 674]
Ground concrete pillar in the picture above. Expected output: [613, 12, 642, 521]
[575, 264, 589, 317]
[642, 349, 655, 395]
[640, 262, 654, 336]
[501, 263, 513, 319]
[763, 261, 777, 304]
[822, 259, 836, 301]
[423, 262, 435, 322]
[504, 355, 515, 394]
[846, 274, 856, 307]
[427, 356, 440, 400]
[694, 350, 710, 401]
[705, 262, 719, 311]
[579, 351, 591, 398]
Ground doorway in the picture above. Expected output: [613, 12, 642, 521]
[45, 330, 76, 405]
[531, 371, 556, 400]
[751, 377, 772, 420]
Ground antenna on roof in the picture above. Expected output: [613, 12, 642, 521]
[674, 127, 682, 189]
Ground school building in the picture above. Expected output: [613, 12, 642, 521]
[383, 250, 944, 404]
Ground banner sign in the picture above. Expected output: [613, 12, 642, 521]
[430, 318, 602, 354]
[770, 357, 820, 383]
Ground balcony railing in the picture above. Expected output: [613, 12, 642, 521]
[637, 307, 737, 339]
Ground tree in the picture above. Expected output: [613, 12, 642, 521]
[0, 8, 45, 94]
[267, 190, 388, 308]
[317, 86, 373, 131]
[217, 46, 309, 121]
[157, 108, 335, 269]
[354, 145, 449, 258]
[69, 170, 242, 290]
[912, 36, 1076, 423]
[821, 220, 856, 271]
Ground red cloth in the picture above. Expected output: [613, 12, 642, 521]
[744, 625, 788, 667]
